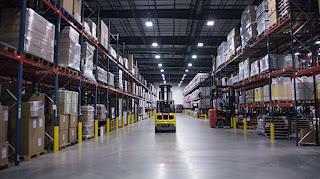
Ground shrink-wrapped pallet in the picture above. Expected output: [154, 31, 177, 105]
[256, 0, 269, 35]
[0, 8, 55, 63]
[82, 42, 95, 81]
[260, 54, 293, 73]
[59, 26, 81, 71]
[96, 104, 106, 121]
[254, 87, 264, 102]
[227, 28, 241, 56]
[85, 18, 97, 40]
[99, 20, 109, 49]
[96, 67, 108, 84]
[294, 77, 314, 101]
[108, 72, 115, 86]
[250, 60, 260, 77]
[243, 59, 250, 79]
[81, 106, 94, 138]
[271, 77, 293, 101]
[240, 5, 258, 47]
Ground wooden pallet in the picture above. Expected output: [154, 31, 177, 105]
[82, 135, 95, 140]
[19, 150, 47, 161]
[0, 41, 17, 53]
[25, 53, 54, 67]
[59, 143, 71, 150]
[0, 162, 10, 170]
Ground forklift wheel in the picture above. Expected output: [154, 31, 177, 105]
[216, 120, 225, 128]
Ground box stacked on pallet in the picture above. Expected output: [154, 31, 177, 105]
[82, 42, 95, 81]
[81, 106, 94, 139]
[271, 77, 293, 101]
[240, 5, 258, 48]
[96, 104, 106, 121]
[68, 114, 77, 144]
[250, 60, 260, 77]
[216, 41, 229, 68]
[109, 46, 117, 60]
[96, 67, 108, 84]
[84, 18, 97, 40]
[256, 0, 269, 35]
[108, 72, 115, 86]
[227, 28, 241, 57]
[62, 0, 73, 15]
[99, 20, 109, 49]
[73, 0, 82, 23]
[260, 54, 293, 73]
[128, 55, 135, 74]
[59, 115, 69, 147]
[0, 8, 55, 63]
[118, 70, 123, 90]
[238, 59, 250, 81]
[294, 77, 315, 101]
[268, 0, 278, 27]
[0, 105, 8, 166]
[118, 56, 124, 66]
[9, 94, 45, 157]
[59, 26, 81, 71]
[124, 81, 128, 92]
[245, 90, 255, 103]
[123, 111, 128, 126]
[118, 98, 123, 127]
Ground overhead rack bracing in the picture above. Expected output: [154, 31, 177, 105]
[211, 0, 320, 145]
[0, 0, 157, 167]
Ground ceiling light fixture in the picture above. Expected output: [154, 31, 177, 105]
[152, 42, 158, 47]
[145, 21, 153, 27]
[207, 20, 214, 26]
[185, 69, 189, 72]
[164, 81, 167, 84]
[315, 40, 320, 45]
[160, 69, 164, 73]
[158, 63, 162, 67]
[188, 63, 192, 67]
[155, 55, 161, 59]
[192, 55, 197, 59]
[197, 42, 203, 47]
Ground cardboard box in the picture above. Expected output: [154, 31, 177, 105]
[69, 114, 78, 128]
[0, 142, 8, 165]
[73, 0, 82, 23]
[59, 129, 69, 147]
[0, 105, 8, 144]
[59, 115, 69, 130]
[99, 20, 109, 49]
[128, 55, 134, 74]
[68, 127, 77, 143]
[62, 0, 73, 15]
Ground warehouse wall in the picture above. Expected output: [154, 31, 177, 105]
[172, 86, 184, 105]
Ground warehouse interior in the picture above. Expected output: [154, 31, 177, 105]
[0, 0, 320, 178]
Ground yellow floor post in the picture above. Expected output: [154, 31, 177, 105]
[106, 118, 110, 134]
[128, 115, 131, 125]
[78, 122, 82, 144]
[122, 116, 125, 127]
[116, 117, 119, 130]
[270, 122, 275, 143]
[243, 118, 247, 133]
[53, 126, 59, 153]
[132, 114, 135, 126]
[233, 117, 237, 129]
[94, 120, 98, 138]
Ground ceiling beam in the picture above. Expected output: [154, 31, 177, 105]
[86, 8, 244, 20]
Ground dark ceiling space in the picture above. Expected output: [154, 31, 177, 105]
[86, 0, 257, 85]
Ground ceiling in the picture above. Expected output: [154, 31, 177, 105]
[86, 0, 258, 85]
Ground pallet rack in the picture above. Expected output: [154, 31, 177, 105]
[0, 0, 157, 166]
[213, 0, 319, 145]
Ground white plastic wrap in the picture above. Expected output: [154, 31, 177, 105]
[108, 72, 115, 86]
[257, 13, 269, 35]
[124, 58, 128, 69]
[260, 54, 293, 73]
[243, 59, 250, 79]
[109, 46, 117, 59]
[184, 73, 210, 95]
[99, 20, 109, 49]
[0, 8, 55, 63]
[96, 104, 106, 121]
[118, 70, 123, 89]
[217, 41, 229, 67]
[250, 60, 260, 77]
[97, 67, 108, 84]
[241, 24, 258, 47]
[294, 77, 314, 101]
[83, 21, 91, 36]
[59, 26, 81, 71]
[241, 5, 257, 30]
[82, 42, 95, 81]
[272, 77, 293, 101]
[227, 28, 241, 56]
[85, 18, 97, 40]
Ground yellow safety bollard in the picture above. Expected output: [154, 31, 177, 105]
[270, 122, 275, 143]
[128, 115, 131, 125]
[116, 117, 119, 130]
[233, 117, 237, 129]
[53, 126, 59, 153]
[132, 114, 135, 126]
[78, 122, 82, 144]
[106, 118, 110, 134]
[94, 120, 98, 138]
[243, 118, 247, 133]
[122, 116, 125, 127]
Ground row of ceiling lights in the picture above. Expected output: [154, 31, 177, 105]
[145, 19, 215, 85]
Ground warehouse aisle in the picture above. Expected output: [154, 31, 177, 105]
[1, 114, 320, 179]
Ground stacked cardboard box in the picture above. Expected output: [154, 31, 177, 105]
[0, 8, 55, 63]
[81, 106, 94, 139]
[227, 28, 241, 57]
[118, 56, 124, 66]
[128, 55, 135, 75]
[68, 114, 77, 144]
[73, 0, 82, 23]
[216, 41, 229, 68]
[99, 20, 109, 49]
[83, 21, 91, 36]
[240, 5, 258, 47]
[268, 0, 278, 27]
[250, 60, 260, 77]
[254, 87, 264, 102]
[118, 98, 123, 127]
[0, 105, 8, 166]
[84, 18, 97, 40]
[58, 89, 78, 115]
[118, 70, 123, 89]
[59, 26, 81, 71]
[260, 54, 293, 73]
[96, 67, 108, 84]
[108, 72, 115, 86]
[256, 0, 269, 35]
[9, 94, 45, 156]
[59, 115, 69, 147]
[96, 104, 106, 121]
[109, 46, 117, 59]
[62, 0, 73, 15]
[238, 59, 250, 81]
[82, 42, 95, 81]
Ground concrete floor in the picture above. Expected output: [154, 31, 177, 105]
[1, 113, 320, 179]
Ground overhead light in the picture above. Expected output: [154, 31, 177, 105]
[197, 42, 203, 47]
[207, 20, 214, 26]
[185, 69, 189, 72]
[145, 21, 153, 27]
[294, 52, 301, 56]
[160, 69, 164, 73]
[158, 63, 162, 67]
[183, 74, 187, 77]
[161, 74, 165, 77]
[164, 81, 166, 84]
[188, 63, 192, 67]
[315, 40, 320, 45]
[192, 55, 197, 59]
[155, 55, 161, 59]
[152, 42, 158, 47]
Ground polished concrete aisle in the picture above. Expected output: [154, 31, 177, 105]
[1, 114, 320, 179]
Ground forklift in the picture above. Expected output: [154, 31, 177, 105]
[155, 85, 176, 133]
